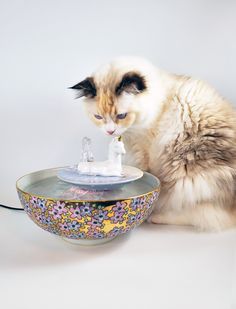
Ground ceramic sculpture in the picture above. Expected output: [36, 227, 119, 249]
[77, 136, 126, 177]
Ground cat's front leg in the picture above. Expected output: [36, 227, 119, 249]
[147, 209, 192, 227]
[148, 203, 236, 231]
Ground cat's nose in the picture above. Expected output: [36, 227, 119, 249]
[107, 130, 115, 135]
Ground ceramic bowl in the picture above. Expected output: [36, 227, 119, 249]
[16, 167, 160, 245]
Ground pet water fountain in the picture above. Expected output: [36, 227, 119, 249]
[16, 136, 160, 245]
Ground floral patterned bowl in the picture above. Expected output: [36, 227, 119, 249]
[16, 167, 160, 245]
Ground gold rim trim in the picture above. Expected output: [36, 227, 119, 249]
[16, 166, 161, 203]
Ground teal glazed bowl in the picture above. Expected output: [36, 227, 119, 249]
[16, 167, 160, 245]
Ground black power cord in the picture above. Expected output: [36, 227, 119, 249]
[0, 204, 24, 211]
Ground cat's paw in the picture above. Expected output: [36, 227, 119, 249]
[146, 213, 161, 224]
[146, 211, 187, 225]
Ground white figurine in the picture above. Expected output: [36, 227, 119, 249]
[77, 136, 126, 177]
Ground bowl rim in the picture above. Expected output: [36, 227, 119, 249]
[16, 166, 161, 203]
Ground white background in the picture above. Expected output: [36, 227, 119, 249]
[0, 1, 236, 308]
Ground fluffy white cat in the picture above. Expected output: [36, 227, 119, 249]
[71, 56, 236, 231]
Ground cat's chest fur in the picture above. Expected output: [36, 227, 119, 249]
[123, 129, 152, 171]
[123, 95, 187, 174]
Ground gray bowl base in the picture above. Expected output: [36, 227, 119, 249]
[62, 236, 117, 246]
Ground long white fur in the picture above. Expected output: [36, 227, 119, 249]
[82, 56, 236, 231]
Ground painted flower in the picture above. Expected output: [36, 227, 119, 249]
[70, 206, 82, 220]
[86, 225, 105, 238]
[148, 191, 159, 206]
[123, 226, 132, 233]
[37, 198, 47, 212]
[46, 227, 59, 235]
[30, 196, 38, 208]
[35, 212, 44, 223]
[49, 208, 61, 220]
[34, 212, 50, 225]
[41, 215, 52, 225]
[108, 226, 124, 237]
[59, 222, 70, 231]
[127, 214, 137, 225]
[69, 232, 85, 239]
[80, 203, 92, 217]
[110, 211, 125, 224]
[136, 212, 143, 221]
[67, 220, 81, 230]
[94, 210, 108, 222]
[112, 201, 127, 213]
[77, 232, 85, 238]
[23, 202, 32, 214]
[88, 230, 104, 239]
[48, 201, 67, 220]
[139, 197, 147, 209]
[87, 218, 102, 228]
[153, 191, 159, 199]
[53, 201, 67, 214]
[130, 199, 140, 211]
[132, 197, 146, 210]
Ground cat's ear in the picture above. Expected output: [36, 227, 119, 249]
[116, 72, 146, 95]
[69, 77, 96, 98]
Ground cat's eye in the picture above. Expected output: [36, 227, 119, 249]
[117, 113, 127, 120]
[94, 114, 103, 120]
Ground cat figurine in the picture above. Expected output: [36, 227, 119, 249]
[70, 56, 236, 231]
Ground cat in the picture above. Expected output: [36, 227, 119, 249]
[70, 56, 236, 231]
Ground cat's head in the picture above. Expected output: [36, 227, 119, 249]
[70, 57, 161, 136]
